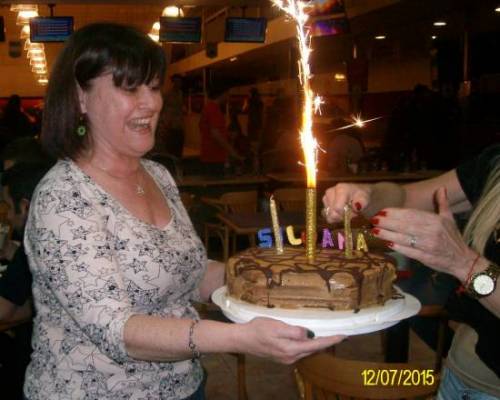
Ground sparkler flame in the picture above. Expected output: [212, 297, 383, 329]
[272, 0, 318, 188]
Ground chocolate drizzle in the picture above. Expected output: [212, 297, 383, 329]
[231, 247, 396, 309]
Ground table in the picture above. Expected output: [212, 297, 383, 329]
[216, 211, 305, 260]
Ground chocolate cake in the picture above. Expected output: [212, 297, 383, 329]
[226, 247, 397, 311]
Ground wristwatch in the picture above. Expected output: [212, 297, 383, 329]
[467, 263, 500, 298]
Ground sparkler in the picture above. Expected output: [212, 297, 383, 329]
[272, 0, 319, 262]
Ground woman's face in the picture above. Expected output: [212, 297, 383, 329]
[79, 73, 163, 158]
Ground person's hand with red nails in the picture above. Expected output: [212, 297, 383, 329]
[321, 183, 372, 223]
[322, 181, 407, 224]
[369, 187, 477, 282]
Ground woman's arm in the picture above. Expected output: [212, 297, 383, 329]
[124, 314, 343, 365]
[323, 169, 471, 222]
[403, 170, 471, 213]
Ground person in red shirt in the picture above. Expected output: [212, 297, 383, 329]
[199, 87, 243, 175]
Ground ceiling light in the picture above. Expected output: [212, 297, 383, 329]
[27, 49, 44, 59]
[32, 67, 48, 74]
[148, 33, 159, 42]
[162, 6, 184, 17]
[29, 58, 46, 66]
[20, 24, 30, 39]
[230, 57, 238, 62]
[27, 42, 44, 51]
[38, 77, 49, 85]
[17, 10, 39, 26]
[334, 73, 346, 82]
[495, 6, 500, 12]
[10, 4, 38, 12]
[433, 21, 447, 26]
[375, 35, 386, 40]
[152, 22, 160, 33]
[432, 35, 437, 40]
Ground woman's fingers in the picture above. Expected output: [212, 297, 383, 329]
[247, 318, 345, 364]
[323, 184, 371, 223]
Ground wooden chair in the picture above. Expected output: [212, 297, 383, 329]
[273, 187, 305, 212]
[296, 352, 438, 400]
[202, 191, 258, 261]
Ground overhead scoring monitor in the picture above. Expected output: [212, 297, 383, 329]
[30, 17, 74, 42]
[224, 17, 267, 43]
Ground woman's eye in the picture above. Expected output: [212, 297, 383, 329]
[150, 84, 161, 91]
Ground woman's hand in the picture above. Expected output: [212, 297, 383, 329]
[322, 183, 372, 223]
[236, 317, 344, 365]
[371, 187, 476, 282]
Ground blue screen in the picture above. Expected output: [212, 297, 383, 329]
[30, 17, 73, 42]
[225, 18, 267, 43]
[160, 17, 201, 43]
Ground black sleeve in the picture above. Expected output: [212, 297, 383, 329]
[0, 247, 32, 306]
[456, 144, 500, 205]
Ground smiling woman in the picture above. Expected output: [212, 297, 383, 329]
[22, 22, 344, 400]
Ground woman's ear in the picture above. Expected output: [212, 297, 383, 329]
[76, 83, 88, 114]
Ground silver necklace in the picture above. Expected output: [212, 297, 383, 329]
[91, 163, 145, 196]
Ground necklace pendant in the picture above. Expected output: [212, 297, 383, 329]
[136, 185, 145, 196]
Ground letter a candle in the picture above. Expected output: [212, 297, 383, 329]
[272, 0, 321, 263]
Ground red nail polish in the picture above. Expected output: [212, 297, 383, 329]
[375, 210, 387, 217]
[386, 241, 394, 248]
[371, 218, 380, 225]
[371, 228, 380, 235]
[355, 202, 362, 211]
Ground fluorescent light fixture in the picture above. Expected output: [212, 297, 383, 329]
[27, 49, 45, 59]
[374, 35, 386, 40]
[20, 24, 30, 39]
[162, 6, 184, 17]
[433, 21, 447, 26]
[148, 33, 159, 42]
[10, 4, 38, 12]
[16, 10, 39, 26]
[334, 73, 346, 82]
[29, 58, 46, 66]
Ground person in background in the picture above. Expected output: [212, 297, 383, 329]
[245, 87, 264, 170]
[199, 86, 244, 175]
[158, 73, 185, 159]
[24, 23, 343, 400]
[0, 95, 35, 147]
[322, 144, 499, 399]
[326, 123, 365, 174]
[0, 162, 52, 400]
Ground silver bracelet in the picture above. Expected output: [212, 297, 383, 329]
[188, 320, 200, 361]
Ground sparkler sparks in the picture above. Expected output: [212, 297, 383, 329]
[272, 0, 318, 188]
[327, 114, 383, 132]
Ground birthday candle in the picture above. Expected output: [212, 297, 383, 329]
[344, 204, 353, 258]
[269, 195, 284, 254]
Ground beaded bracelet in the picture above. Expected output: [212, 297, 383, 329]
[188, 320, 201, 361]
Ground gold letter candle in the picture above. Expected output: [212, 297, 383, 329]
[269, 195, 284, 254]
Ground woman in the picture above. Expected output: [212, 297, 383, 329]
[23, 23, 342, 400]
[322, 144, 499, 399]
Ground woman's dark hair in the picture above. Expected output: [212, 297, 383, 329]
[42, 23, 166, 160]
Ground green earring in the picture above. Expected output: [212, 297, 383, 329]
[76, 114, 87, 137]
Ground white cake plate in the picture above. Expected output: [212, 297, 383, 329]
[211, 286, 421, 336]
